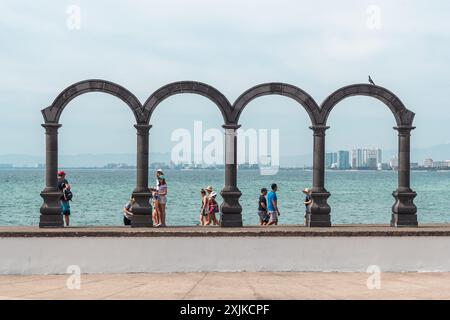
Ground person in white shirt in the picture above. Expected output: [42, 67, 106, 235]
[156, 175, 168, 227]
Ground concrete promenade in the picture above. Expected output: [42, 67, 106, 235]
[2, 224, 450, 237]
[1, 272, 450, 300]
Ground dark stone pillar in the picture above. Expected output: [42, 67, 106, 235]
[392, 126, 418, 227]
[220, 124, 242, 227]
[131, 124, 153, 227]
[306, 125, 331, 227]
[39, 123, 64, 228]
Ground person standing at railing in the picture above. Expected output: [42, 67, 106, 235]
[156, 175, 168, 227]
[57, 171, 72, 227]
[303, 188, 312, 219]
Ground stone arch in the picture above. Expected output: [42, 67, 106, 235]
[319, 83, 417, 227]
[231, 83, 321, 125]
[231, 83, 326, 227]
[143, 81, 233, 124]
[39, 80, 151, 228]
[319, 84, 415, 126]
[41, 79, 145, 124]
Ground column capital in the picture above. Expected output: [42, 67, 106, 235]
[41, 123, 62, 129]
[134, 124, 152, 133]
[222, 123, 241, 130]
[41, 123, 62, 134]
[309, 125, 330, 135]
[394, 125, 416, 134]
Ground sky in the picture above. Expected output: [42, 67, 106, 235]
[1, 0, 449, 163]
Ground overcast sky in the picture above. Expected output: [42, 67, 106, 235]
[1, 0, 449, 159]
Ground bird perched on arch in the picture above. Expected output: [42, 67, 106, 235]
[368, 75, 375, 85]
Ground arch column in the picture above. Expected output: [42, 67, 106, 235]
[307, 125, 331, 227]
[131, 124, 153, 227]
[39, 123, 64, 228]
[220, 124, 243, 227]
[391, 125, 418, 227]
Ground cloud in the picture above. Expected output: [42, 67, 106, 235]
[0, 0, 449, 155]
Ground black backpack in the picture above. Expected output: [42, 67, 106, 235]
[64, 188, 73, 201]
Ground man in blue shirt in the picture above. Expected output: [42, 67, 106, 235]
[267, 183, 280, 225]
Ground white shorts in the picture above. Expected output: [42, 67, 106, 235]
[268, 211, 278, 223]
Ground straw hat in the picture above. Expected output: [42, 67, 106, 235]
[205, 186, 213, 192]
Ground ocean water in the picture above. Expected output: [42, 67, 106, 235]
[0, 169, 449, 226]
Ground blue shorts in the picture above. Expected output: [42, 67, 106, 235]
[61, 201, 71, 215]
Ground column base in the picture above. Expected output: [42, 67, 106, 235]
[40, 191, 63, 228]
[391, 190, 418, 227]
[131, 214, 153, 228]
[131, 191, 153, 228]
[220, 187, 242, 227]
[390, 214, 418, 227]
[306, 190, 332, 227]
[39, 214, 64, 228]
[305, 213, 331, 228]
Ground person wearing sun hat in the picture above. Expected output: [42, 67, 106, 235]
[155, 168, 164, 185]
[206, 191, 220, 226]
[156, 174, 167, 227]
[202, 186, 213, 225]
[303, 188, 312, 218]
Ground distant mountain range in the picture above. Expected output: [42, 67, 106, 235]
[2, 144, 450, 167]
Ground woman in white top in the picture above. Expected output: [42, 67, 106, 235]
[157, 175, 168, 227]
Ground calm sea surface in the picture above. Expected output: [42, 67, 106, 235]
[0, 169, 449, 226]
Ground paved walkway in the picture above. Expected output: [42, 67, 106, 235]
[1, 272, 449, 300]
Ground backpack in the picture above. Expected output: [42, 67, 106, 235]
[64, 188, 73, 201]
[210, 199, 219, 213]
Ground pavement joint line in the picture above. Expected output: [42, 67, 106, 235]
[181, 272, 209, 300]
[10, 277, 111, 299]
[271, 273, 365, 300]
[243, 273, 272, 300]
[0, 274, 109, 287]
[100, 282, 150, 300]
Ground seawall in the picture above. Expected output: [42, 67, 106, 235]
[1, 225, 450, 274]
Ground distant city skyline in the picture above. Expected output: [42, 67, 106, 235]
[2, 143, 450, 169]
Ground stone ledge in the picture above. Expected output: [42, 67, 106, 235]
[1, 224, 450, 237]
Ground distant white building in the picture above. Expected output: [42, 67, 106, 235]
[424, 158, 434, 168]
[352, 148, 382, 169]
[432, 161, 450, 169]
[377, 163, 391, 171]
[390, 156, 399, 170]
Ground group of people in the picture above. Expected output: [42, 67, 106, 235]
[257, 183, 312, 226]
[56, 170, 314, 228]
[198, 186, 220, 226]
[123, 168, 168, 227]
